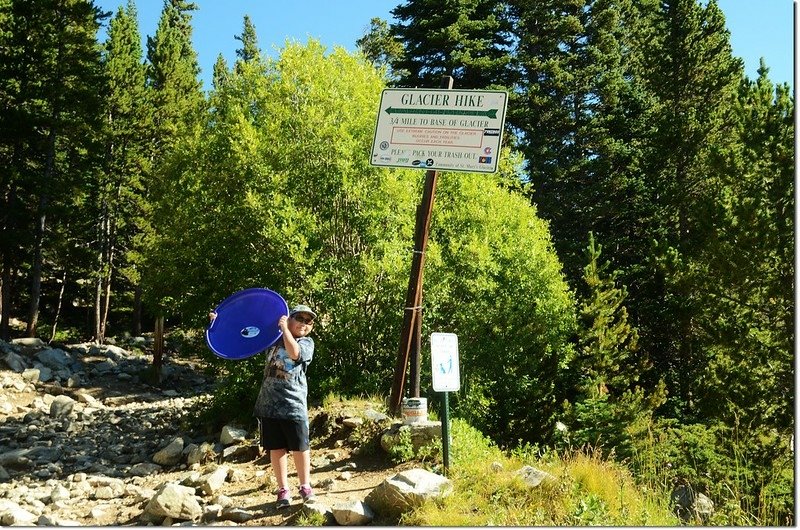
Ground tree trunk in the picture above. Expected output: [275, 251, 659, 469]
[27, 126, 57, 338]
[133, 283, 142, 336]
[94, 272, 102, 343]
[153, 315, 164, 383]
[0, 261, 11, 341]
[49, 269, 67, 343]
[26, 193, 48, 338]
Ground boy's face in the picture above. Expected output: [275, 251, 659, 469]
[289, 312, 314, 338]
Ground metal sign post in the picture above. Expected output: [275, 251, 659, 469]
[389, 76, 454, 414]
[431, 332, 460, 475]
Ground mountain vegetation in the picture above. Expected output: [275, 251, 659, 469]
[0, 0, 792, 524]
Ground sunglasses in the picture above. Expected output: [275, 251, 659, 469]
[293, 315, 314, 325]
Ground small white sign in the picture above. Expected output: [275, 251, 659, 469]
[431, 332, 460, 392]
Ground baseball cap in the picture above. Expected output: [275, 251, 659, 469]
[289, 304, 317, 319]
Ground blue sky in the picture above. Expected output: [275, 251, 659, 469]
[95, 0, 794, 91]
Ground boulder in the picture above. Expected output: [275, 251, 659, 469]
[50, 395, 76, 419]
[199, 466, 230, 496]
[515, 465, 556, 487]
[153, 437, 184, 466]
[143, 482, 202, 521]
[35, 348, 73, 370]
[220, 424, 247, 445]
[3, 351, 27, 372]
[332, 500, 374, 526]
[365, 468, 452, 518]
[381, 422, 442, 455]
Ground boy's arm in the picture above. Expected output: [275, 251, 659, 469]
[278, 315, 301, 360]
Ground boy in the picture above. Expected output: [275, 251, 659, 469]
[253, 304, 317, 508]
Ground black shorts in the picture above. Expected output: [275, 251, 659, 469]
[258, 417, 310, 452]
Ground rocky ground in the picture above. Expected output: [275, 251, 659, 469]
[0, 336, 427, 526]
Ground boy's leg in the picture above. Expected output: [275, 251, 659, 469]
[292, 449, 311, 486]
[270, 449, 289, 489]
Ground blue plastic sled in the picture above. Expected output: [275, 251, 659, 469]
[205, 287, 288, 360]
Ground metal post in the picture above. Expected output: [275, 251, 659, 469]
[389, 75, 454, 414]
[442, 391, 450, 475]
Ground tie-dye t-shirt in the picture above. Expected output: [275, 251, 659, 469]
[252, 336, 314, 421]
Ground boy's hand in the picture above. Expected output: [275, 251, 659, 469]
[209, 311, 217, 322]
[278, 315, 289, 331]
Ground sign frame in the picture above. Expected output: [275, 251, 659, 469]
[431, 332, 460, 392]
[371, 88, 508, 174]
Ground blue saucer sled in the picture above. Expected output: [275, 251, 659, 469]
[205, 287, 288, 360]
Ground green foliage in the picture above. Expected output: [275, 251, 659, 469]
[427, 164, 576, 446]
[355, 17, 405, 81]
[560, 233, 665, 459]
[630, 418, 794, 525]
[405, 419, 677, 526]
[386, 426, 415, 464]
[389, 0, 514, 89]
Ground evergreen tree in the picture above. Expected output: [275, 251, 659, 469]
[93, 0, 150, 341]
[211, 53, 229, 90]
[145, 0, 203, 142]
[697, 64, 793, 432]
[390, 0, 514, 89]
[635, 0, 743, 418]
[142, 0, 204, 314]
[0, 0, 106, 337]
[562, 233, 664, 458]
[234, 14, 259, 66]
[356, 17, 406, 82]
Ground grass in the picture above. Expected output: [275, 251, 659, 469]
[383, 418, 679, 526]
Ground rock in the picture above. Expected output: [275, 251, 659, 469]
[187, 442, 215, 465]
[74, 392, 99, 406]
[301, 501, 335, 524]
[153, 437, 184, 466]
[50, 395, 76, 418]
[35, 348, 73, 370]
[11, 337, 46, 354]
[365, 468, 452, 518]
[671, 484, 714, 522]
[143, 482, 202, 521]
[380, 422, 442, 455]
[332, 500, 374, 526]
[50, 483, 71, 502]
[0, 499, 38, 525]
[33, 366, 53, 382]
[221, 443, 259, 462]
[364, 409, 390, 422]
[220, 425, 247, 446]
[129, 462, 163, 477]
[199, 466, 230, 496]
[0, 448, 33, 469]
[695, 492, 715, 518]
[515, 465, 556, 487]
[342, 417, 363, 428]
[3, 351, 27, 372]
[219, 507, 254, 523]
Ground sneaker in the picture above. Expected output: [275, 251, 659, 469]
[299, 485, 316, 503]
[275, 487, 290, 509]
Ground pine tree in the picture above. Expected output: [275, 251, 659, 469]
[564, 233, 665, 459]
[145, 0, 203, 142]
[93, 0, 150, 341]
[234, 15, 259, 65]
[389, 0, 514, 89]
[356, 17, 406, 82]
[0, 0, 106, 337]
[635, 0, 743, 418]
